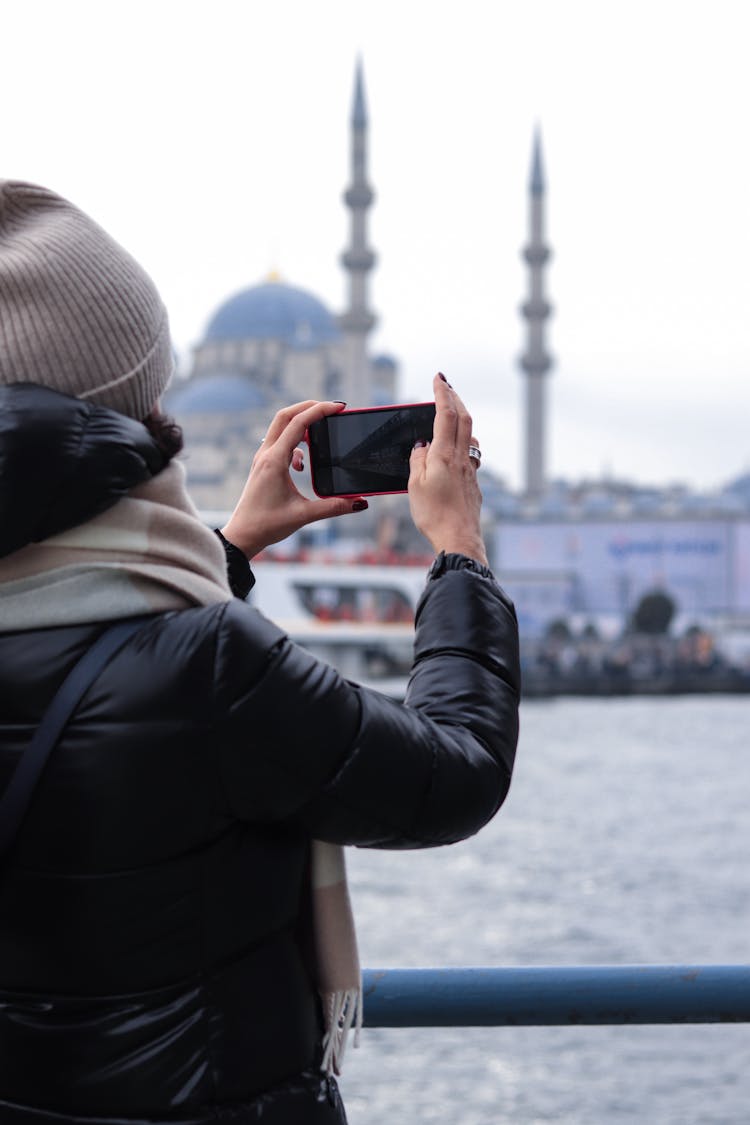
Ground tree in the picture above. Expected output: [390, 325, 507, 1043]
[545, 618, 573, 643]
[630, 590, 676, 635]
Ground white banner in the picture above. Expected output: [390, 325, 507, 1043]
[496, 519, 742, 617]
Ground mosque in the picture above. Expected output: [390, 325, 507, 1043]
[166, 63, 398, 515]
[167, 60, 553, 512]
[166, 60, 556, 563]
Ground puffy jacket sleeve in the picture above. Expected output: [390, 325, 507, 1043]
[213, 567, 520, 849]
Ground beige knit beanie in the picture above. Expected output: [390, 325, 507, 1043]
[0, 181, 173, 419]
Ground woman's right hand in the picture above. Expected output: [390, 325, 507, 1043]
[220, 399, 368, 559]
[408, 373, 489, 566]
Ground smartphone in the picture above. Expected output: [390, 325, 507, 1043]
[307, 402, 436, 497]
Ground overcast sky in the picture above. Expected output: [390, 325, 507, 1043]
[3, 0, 748, 492]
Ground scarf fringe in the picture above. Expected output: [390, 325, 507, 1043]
[320, 985, 363, 1077]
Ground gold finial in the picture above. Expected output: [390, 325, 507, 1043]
[266, 268, 282, 283]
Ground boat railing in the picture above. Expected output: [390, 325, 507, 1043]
[361, 965, 750, 1026]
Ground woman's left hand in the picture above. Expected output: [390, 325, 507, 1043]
[220, 400, 367, 559]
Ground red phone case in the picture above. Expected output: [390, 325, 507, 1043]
[306, 401, 435, 499]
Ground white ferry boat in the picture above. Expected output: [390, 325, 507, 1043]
[248, 559, 430, 697]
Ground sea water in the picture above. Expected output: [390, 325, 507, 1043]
[339, 697, 750, 1124]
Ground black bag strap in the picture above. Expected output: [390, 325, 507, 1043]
[0, 616, 153, 858]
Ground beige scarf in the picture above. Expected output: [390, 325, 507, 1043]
[0, 460, 361, 1074]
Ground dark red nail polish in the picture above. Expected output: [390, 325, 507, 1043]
[334, 400, 347, 405]
[352, 499, 368, 512]
[437, 372, 453, 388]
[413, 440, 428, 449]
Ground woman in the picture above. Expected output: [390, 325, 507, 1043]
[0, 181, 520, 1124]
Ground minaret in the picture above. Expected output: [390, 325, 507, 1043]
[339, 60, 377, 405]
[519, 128, 553, 497]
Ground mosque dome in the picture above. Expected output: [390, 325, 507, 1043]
[372, 353, 397, 370]
[166, 373, 270, 415]
[204, 279, 340, 350]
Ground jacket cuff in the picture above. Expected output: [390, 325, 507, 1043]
[427, 550, 495, 581]
[214, 529, 255, 599]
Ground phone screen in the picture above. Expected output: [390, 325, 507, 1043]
[307, 402, 436, 496]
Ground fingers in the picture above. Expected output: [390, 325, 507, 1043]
[431, 373, 473, 463]
[431, 373, 459, 451]
[261, 400, 319, 447]
[455, 394, 473, 454]
[262, 399, 346, 453]
[272, 400, 347, 462]
[408, 438, 429, 483]
[307, 496, 369, 523]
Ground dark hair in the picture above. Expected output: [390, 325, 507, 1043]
[142, 410, 184, 463]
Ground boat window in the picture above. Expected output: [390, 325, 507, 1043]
[293, 583, 414, 624]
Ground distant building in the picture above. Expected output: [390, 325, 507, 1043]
[494, 479, 750, 636]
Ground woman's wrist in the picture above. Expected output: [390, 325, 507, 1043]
[430, 536, 489, 568]
[219, 519, 261, 561]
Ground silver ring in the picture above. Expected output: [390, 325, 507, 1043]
[468, 445, 482, 464]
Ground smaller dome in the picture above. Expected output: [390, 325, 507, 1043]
[203, 281, 340, 350]
[167, 373, 269, 415]
[372, 353, 397, 370]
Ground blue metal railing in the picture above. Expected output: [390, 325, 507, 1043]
[361, 966, 750, 1026]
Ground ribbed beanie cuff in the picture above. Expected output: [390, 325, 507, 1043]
[0, 181, 173, 419]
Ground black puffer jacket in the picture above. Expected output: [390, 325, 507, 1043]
[0, 385, 521, 1124]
